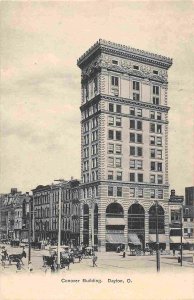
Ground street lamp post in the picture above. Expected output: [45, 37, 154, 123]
[54, 179, 64, 271]
[155, 201, 160, 272]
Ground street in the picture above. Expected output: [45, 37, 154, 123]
[1, 244, 193, 275]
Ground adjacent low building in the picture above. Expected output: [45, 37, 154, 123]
[32, 178, 80, 247]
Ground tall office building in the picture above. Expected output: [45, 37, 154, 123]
[77, 40, 173, 252]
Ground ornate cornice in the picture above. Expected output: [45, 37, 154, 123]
[80, 94, 170, 113]
[77, 39, 173, 70]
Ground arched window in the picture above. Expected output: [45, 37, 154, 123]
[128, 204, 145, 231]
[149, 204, 165, 233]
[106, 203, 124, 218]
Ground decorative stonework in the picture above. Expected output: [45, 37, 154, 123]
[78, 39, 172, 70]
[81, 54, 168, 84]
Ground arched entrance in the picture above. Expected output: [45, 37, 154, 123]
[128, 204, 145, 251]
[83, 204, 89, 246]
[106, 203, 125, 252]
[149, 204, 165, 250]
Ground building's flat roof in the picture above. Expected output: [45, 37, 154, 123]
[77, 39, 173, 69]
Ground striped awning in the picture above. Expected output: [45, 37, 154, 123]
[170, 236, 187, 243]
[128, 233, 141, 245]
[149, 234, 167, 243]
[106, 218, 125, 226]
[106, 234, 126, 244]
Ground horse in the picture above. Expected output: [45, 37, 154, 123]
[60, 256, 71, 270]
[8, 250, 26, 265]
[43, 255, 55, 267]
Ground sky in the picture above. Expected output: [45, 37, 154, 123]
[0, 1, 194, 196]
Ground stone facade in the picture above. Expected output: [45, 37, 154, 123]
[77, 40, 173, 252]
[32, 179, 80, 246]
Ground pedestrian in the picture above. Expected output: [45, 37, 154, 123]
[28, 261, 33, 272]
[16, 260, 22, 272]
[92, 253, 97, 267]
[122, 250, 126, 258]
[173, 249, 175, 256]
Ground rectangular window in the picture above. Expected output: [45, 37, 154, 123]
[129, 159, 135, 169]
[150, 136, 155, 145]
[150, 189, 155, 199]
[130, 173, 135, 182]
[133, 93, 140, 101]
[138, 188, 143, 198]
[109, 103, 114, 112]
[137, 109, 142, 117]
[130, 146, 135, 156]
[158, 190, 163, 199]
[157, 163, 162, 172]
[137, 147, 142, 157]
[150, 123, 155, 133]
[137, 160, 143, 169]
[133, 81, 140, 91]
[116, 131, 122, 140]
[150, 149, 155, 158]
[150, 111, 155, 119]
[111, 76, 119, 86]
[130, 188, 135, 198]
[108, 143, 114, 154]
[157, 112, 162, 120]
[133, 65, 139, 70]
[151, 161, 156, 171]
[153, 70, 158, 75]
[112, 60, 118, 65]
[116, 117, 122, 126]
[156, 137, 162, 146]
[115, 144, 122, 154]
[150, 174, 155, 183]
[130, 107, 135, 115]
[138, 174, 143, 183]
[157, 150, 162, 159]
[108, 157, 114, 167]
[116, 171, 122, 181]
[116, 105, 121, 113]
[153, 85, 159, 95]
[108, 130, 114, 140]
[108, 116, 114, 126]
[158, 175, 163, 184]
[130, 133, 135, 142]
[137, 134, 142, 143]
[108, 170, 113, 180]
[94, 77, 98, 93]
[137, 120, 142, 130]
[115, 158, 121, 168]
[130, 119, 135, 129]
[157, 124, 162, 133]
[108, 186, 114, 196]
[117, 187, 122, 197]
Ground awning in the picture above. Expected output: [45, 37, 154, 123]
[128, 233, 141, 245]
[106, 234, 126, 244]
[170, 236, 187, 243]
[149, 234, 167, 243]
[106, 218, 125, 226]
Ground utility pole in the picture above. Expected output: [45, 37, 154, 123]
[180, 207, 183, 266]
[91, 201, 94, 249]
[54, 179, 64, 271]
[155, 201, 160, 272]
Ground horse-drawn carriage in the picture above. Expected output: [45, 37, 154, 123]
[43, 246, 74, 270]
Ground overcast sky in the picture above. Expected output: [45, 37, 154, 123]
[0, 1, 193, 195]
